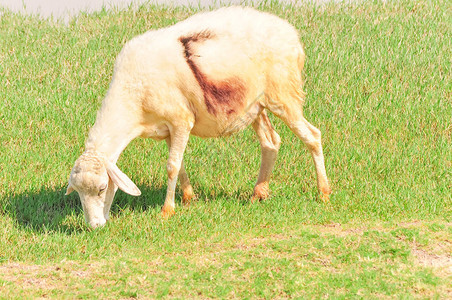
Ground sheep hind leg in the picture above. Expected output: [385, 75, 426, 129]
[165, 138, 194, 205]
[251, 110, 281, 203]
[162, 128, 191, 218]
[268, 102, 331, 202]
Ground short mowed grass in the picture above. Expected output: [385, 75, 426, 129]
[0, 0, 451, 298]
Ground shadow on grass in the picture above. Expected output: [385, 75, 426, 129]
[4, 183, 253, 234]
[4, 185, 168, 234]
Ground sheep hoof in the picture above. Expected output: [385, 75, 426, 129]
[250, 195, 263, 203]
[251, 182, 270, 203]
[320, 192, 330, 203]
[182, 186, 194, 205]
[161, 205, 175, 218]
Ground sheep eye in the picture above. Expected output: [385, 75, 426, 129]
[98, 184, 107, 196]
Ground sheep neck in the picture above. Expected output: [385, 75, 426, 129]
[85, 99, 140, 164]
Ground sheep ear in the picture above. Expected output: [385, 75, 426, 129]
[105, 161, 141, 196]
[65, 184, 75, 195]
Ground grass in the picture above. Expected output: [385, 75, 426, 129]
[0, 0, 451, 298]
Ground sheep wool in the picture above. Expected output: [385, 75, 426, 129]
[67, 7, 331, 228]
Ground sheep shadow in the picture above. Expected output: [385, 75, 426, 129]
[6, 182, 253, 234]
[5, 184, 168, 234]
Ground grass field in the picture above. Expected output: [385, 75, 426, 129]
[0, 0, 451, 298]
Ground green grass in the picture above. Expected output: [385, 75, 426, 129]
[0, 0, 451, 298]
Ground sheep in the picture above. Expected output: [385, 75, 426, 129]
[66, 6, 332, 228]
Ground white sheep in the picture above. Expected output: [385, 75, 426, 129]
[66, 6, 331, 228]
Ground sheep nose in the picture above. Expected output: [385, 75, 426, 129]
[89, 218, 106, 229]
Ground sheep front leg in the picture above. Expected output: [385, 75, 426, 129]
[162, 128, 191, 218]
[165, 137, 194, 205]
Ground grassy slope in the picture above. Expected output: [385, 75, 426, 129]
[0, 0, 451, 298]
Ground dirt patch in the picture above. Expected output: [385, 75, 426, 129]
[0, 261, 111, 294]
[397, 220, 424, 228]
[234, 233, 291, 250]
[412, 249, 452, 274]
[0, 263, 57, 290]
[412, 247, 452, 297]
[314, 222, 366, 237]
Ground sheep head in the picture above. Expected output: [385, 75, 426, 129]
[65, 152, 141, 229]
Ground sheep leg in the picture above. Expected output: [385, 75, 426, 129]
[165, 137, 194, 205]
[269, 104, 331, 202]
[294, 118, 331, 202]
[251, 111, 281, 203]
[162, 129, 191, 217]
